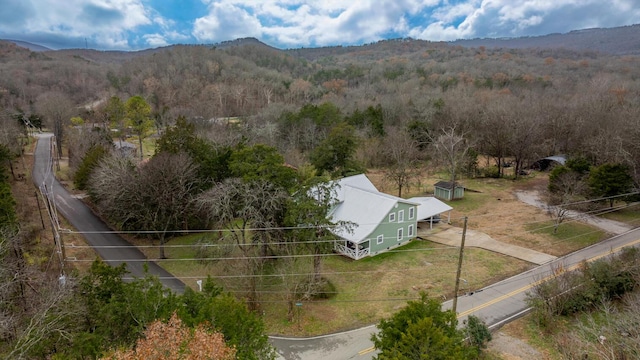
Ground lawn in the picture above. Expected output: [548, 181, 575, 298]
[150, 232, 530, 336]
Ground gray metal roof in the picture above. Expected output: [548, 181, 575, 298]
[408, 197, 453, 221]
[329, 174, 418, 243]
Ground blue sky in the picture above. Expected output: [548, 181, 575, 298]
[1, 0, 639, 51]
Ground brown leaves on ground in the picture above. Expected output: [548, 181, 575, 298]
[103, 313, 236, 360]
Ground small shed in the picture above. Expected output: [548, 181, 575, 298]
[434, 181, 464, 201]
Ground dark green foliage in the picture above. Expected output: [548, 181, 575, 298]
[588, 163, 634, 207]
[74, 145, 108, 190]
[407, 120, 431, 150]
[77, 260, 179, 350]
[465, 315, 492, 350]
[0, 146, 16, 227]
[310, 122, 363, 177]
[372, 293, 477, 359]
[178, 278, 276, 360]
[565, 157, 591, 174]
[279, 103, 343, 151]
[56, 261, 276, 359]
[230, 144, 297, 190]
[156, 116, 232, 188]
[528, 248, 640, 328]
[346, 105, 385, 137]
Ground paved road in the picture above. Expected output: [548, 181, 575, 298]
[271, 226, 640, 360]
[33, 133, 185, 293]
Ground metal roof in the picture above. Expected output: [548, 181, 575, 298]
[328, 174, 418, 243]
[408, 197, 453, 221]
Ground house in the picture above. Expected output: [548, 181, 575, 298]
[434, 181, 464, 201]
[326, 174, 451, 260]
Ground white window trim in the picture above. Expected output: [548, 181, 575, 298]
[398, 210, 404, 223]
[376, 234, 384, 245]
[397, 227, 403, 241]
[389, 212, 396, 222]
[409, 207, 415, 220]
[408, 224, 414, 237]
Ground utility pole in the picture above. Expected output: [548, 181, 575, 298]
[452, 216, 468, 314]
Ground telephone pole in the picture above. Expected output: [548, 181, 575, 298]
[452, 216, 468, 314]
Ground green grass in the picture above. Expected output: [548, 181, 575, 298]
[526, 220, 606, 250]
[599, 205, 640, 225]
[154, 232, 529, 335]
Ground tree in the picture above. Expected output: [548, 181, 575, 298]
[36, 91, 75, 160]
[178, 280, 276, 360]
[588, 163, 634, 207]
[103, 96, 126, 137]
[74, 145, 109, 190]
[382, 127, 421, 197]
[197, 179, 289, 310]
[77, 260, 179, 354]
[372, 293, 476, 359]
[88, 152, 201, 258]
[125, 95, 154, 160]
[230, 144, 298, 191]
[103, 313, 236, 360]
[310, 122, 362, 177]
[156, 116, 232, 189]
[432, 127, 470, 188]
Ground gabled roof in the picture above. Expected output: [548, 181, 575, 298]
[434, 181, 463, 189]
[408, 197, 453, 221]
[328, 174, 417, 243]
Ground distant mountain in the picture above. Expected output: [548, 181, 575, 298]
[451, 24, 640, 55]
[4, 39, 51, 52]
[4, 23, 640, 58]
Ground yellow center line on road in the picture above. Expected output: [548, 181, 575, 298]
[357, 238, 640, 356]
[358, 346, 375, 355]
[457, 238, 640, 319]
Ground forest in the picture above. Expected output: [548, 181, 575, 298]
[1, 32, 640, 358]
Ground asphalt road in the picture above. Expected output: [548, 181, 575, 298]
[33, 133, 185, 293]
[271, 226, 640, 360]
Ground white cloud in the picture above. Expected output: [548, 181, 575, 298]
[0, 0, 152, 49]
[3, 0, 640, 50]
[143, 33, 169, 47]
[192, 2, 263, 42]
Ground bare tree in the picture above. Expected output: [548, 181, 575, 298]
[382, 127, 421, 197]
[197, 179, 288, 310]
[89, 153, 199, 259]
[431, 127, 470, 188]
[35, 92, 75, 160]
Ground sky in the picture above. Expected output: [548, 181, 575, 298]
[1, 0, 639, 51]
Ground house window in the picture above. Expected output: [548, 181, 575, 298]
[397, 228, 403, 241]
[377, 234, 384, 245]
[398, 210, 404, 223]
[408, 224, 414, 237]
[389, 212, 396, 222]
[409, 207, 415, 220]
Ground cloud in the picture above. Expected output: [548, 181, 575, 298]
[0, 0, 153, 49]
[143, 33, 169, 47]
[2, 0, 640, 50]
[192, 2, 262, 42]
[408, 0, 640, 41]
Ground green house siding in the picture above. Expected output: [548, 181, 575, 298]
[368, 202, 418, 256]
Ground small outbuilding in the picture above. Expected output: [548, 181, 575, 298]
[407, 196, 453, 229]
[433, 181, 464, 201]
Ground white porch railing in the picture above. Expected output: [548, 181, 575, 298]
[335, 242, 370, 260]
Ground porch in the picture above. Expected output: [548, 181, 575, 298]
[334, 240, 370, 260]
